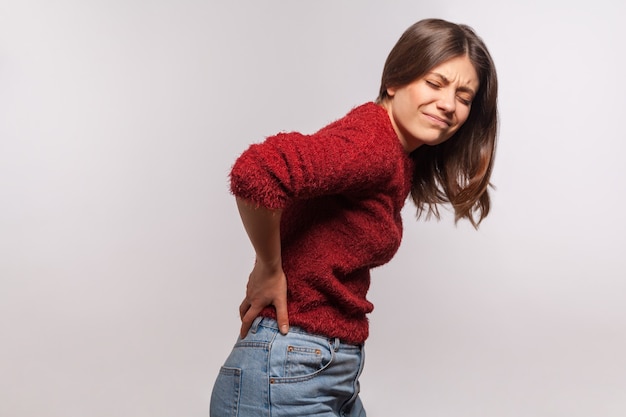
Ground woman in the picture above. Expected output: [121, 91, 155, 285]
[210, 18, 498, 417]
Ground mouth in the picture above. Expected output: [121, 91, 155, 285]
[423, 113, 451, 128]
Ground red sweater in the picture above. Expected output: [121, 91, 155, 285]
[230, 102, 414, 344]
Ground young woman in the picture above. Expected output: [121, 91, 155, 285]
[210, 18, 498, 417]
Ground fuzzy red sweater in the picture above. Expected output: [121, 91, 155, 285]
[230, 102, 414, 344]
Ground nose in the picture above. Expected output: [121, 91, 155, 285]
[436, 89, 456, 114]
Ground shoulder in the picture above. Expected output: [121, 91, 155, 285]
[317, 102, 393, 137]
[315, 102, 399, 147]
[313, 102, 405, 164]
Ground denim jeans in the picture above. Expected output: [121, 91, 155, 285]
[210, 317, 366, 417]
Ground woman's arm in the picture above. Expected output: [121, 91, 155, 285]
[236, 197, 289, 338]
[229, 105, 399, 212]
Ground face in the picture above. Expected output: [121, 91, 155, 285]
[383, 54, 479, 152]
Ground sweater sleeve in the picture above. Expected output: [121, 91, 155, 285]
[229, 104, 402, 209]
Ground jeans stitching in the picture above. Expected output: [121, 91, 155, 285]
[269, 338, 335, 384]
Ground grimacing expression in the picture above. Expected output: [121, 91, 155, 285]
[383, 54, 479, 152]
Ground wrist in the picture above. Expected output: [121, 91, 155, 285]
[255, 257, 283, 273]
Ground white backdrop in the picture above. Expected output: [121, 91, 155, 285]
[1, 1, 625, 416]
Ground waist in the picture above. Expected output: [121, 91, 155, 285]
[252, 316, 364, 349]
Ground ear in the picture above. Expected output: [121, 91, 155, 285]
[386, 86, 397, 97]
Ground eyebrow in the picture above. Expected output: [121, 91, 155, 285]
[428, 72, 476, 96]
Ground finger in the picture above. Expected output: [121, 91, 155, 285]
[240, 305, 261, 339]
[273, 296, 289, 335]
[239, 298, 250, 320]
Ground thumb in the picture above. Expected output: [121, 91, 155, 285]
[273, 297, 289, 335]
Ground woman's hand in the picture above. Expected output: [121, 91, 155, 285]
[238, 259, 289, 338]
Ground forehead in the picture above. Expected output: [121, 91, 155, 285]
[428, 55, 479, 91]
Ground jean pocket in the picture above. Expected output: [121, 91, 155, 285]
[285, 344, 327, 377]
[209, 367, 241, 417]
[270, 336, 334, 382]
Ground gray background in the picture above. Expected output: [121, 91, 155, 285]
[1, 1, 625, 416]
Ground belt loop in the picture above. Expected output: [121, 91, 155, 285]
[250, 316, 263, 334]
[333, 337, 340, 352]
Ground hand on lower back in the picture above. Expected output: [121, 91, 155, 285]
[238, 260, 289, 338]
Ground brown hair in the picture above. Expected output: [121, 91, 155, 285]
[378, 19, 499, 228]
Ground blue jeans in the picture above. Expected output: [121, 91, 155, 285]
[210, 317, 366, 417]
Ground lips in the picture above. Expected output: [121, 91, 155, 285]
[423, 112, 451, 128]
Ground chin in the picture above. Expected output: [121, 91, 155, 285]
[421, 137, 449, 146]
[413, 130, 452, 146]
[431, 133, 455, 145]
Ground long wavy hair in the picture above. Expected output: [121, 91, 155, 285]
[377, 19, 499, 228]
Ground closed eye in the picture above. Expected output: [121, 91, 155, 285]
[457, 95, 472, 106]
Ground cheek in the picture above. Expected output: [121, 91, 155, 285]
[456, 108, 472, 126]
